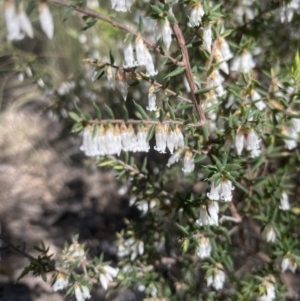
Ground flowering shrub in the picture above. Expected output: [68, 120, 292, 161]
[2, 0, 300, 300]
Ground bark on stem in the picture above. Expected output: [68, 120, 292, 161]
[166, 9, 206, 122]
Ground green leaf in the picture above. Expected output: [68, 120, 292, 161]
[164, 66, 186, 79]
[92, 67, 105, 82]
[81, 17, 97, 31]
[221, 29, 233, 38]
[159, 109, 165, 123]
[134, 101, 149, 120]
[195, 87, 214, 95]
[62, 6, 74, 22]
[138, 16, 144, 33]
[123, 105, 129, 121]
[71, 123, 83, 133]
[167, 104, 175, 120]
[141, 157, 148, 173]
[105, 104, 115, 119]
[124, 33, 134, 45]
[92, 102, 102, 120]
[17, 266, 32, 281]
[92, 125, 98, 138]
[167, 14, 177, 25]
[109, 49, 114, 65]
[151, 5, 163, 14]
[146, 125, 156, 142]
[175, 223, 189, 236]
[26, 1, 36, 15]
[69, 112, 81, 122]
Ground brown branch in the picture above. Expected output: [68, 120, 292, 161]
[39, 0, 184, 67]
[165, 8, 206, 122]
[88, 118, 204, 127]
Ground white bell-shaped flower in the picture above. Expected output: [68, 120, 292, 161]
[279, 191, 290, 211]
[182, 150, 195, 173]
[154, 123, 167, 153]
[156, 19, 172, 50]
[206, 266, 226, 290]
[145, 48, 158, 77]
[264, 225, 276, 243]
[235, 132, 245, 156]
[106, 66, 116, 89]
[231, 50, 255, 73]
[207, 179, 234, 202]
[4, 0, 24, 41]
[99, 265, 119, 290]
[202, 22, 212, 53]
[147, 87, 157, 111]
[135, 34, 147, 66]
[257, 276, 276, 301]
[291, 117, 300, 133]
[216, 37, 233, 61]
[245, 129, 261, 158]
[207, 70, 225, 97]
[115, 69, 128, 100]
[188, 3, 204, 27]
[197, 236, 212, 259]
[38, 2, 54, 39]
[18, 8, 34, 39]
[281, 256, 297, 273]
[123, 41, 137, 68]
[282, 126, 298, 150]
[136, 126, 150, 152]
[214, 49, 229, 74]
[74, 284, 91, 301]
[111, 0, 126, 12]
[197, 201, 219, 226]
[167, 149, 182, 167]
[52, 273, 69, 291]
[250, 89, 266, 110]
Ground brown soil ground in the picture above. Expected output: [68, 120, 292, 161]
[0, 83, 142, 301]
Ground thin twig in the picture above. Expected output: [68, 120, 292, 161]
[106, 155, 172, 198]
[88, 118, 204, 127]
[39, 0, 184, 67]
[165, 5, 206, 122]
[84, 58, 193, 104]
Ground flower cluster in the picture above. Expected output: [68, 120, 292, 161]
[74, 284, 91, 301]
[277, 0, 300, 23]
[206, 264, 226, 291]
[257, 276, 276, 301]
[110, 0, 133, 12]
[80, 123, 150, 157]
[279, 191, 290, 211]
[235, 129, 261, 158]
[263, 225, 276, 243]
[4, 0, 54, 41]
[117, 238, 144, 261]
[282, 116, 300, 150]
[123, 34, 157, 77]
[154, 123, 184, 154]
[196, 236, 212, 259]
[52, 273, 69, 292]
[281, 255, 297, 273]
[99, 265, 119, 290]
[207, 179, 234, 202]
[231, 50, 255, 73]
[155, 19, 173, 51]
[197, 201, 219, 226]
[188, 3, 204, 27]
[147, 85, 157, 111]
